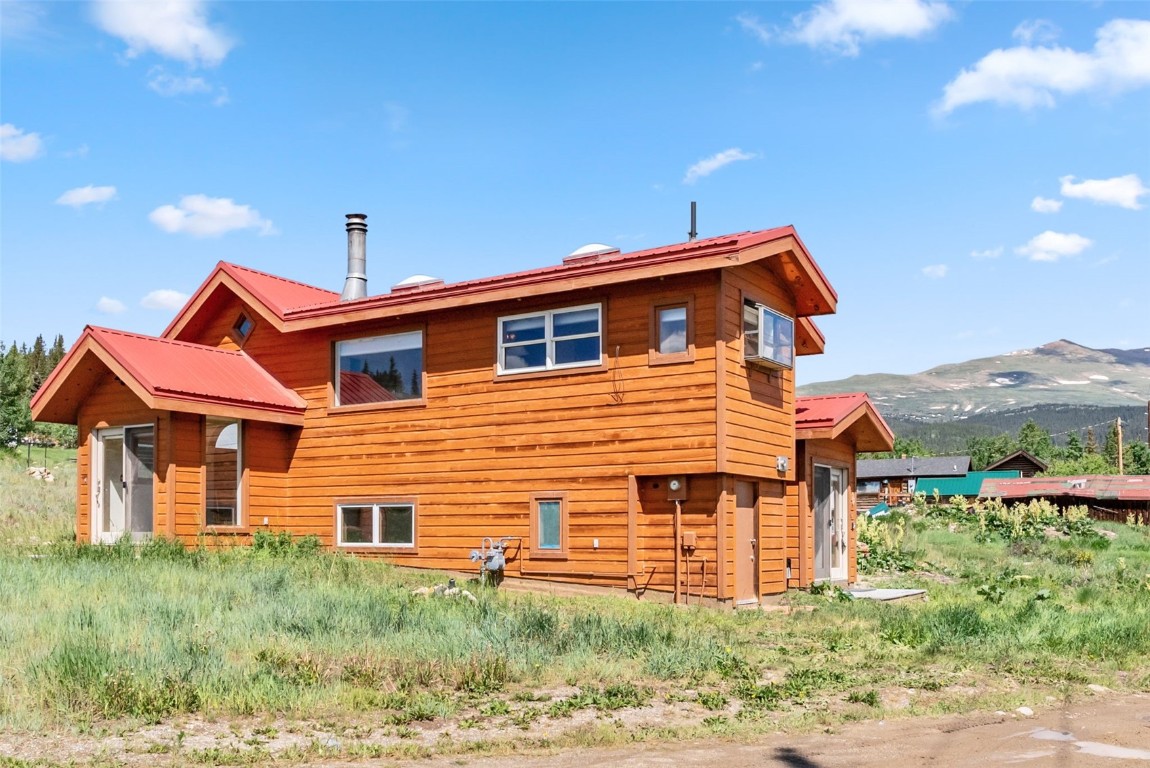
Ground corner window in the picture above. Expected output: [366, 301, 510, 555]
[529, 492, 568, 558]
[205, 418, 241, 526]
[336, 501, 415, 548]
[336, 331, 423, 405]
[743, 299, 794, 370]
[232, 313, 254, 343]
[498, 304, 602, 375]
[649, 297, 695, 365]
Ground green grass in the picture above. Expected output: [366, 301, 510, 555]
[1, 453, 1149, 757]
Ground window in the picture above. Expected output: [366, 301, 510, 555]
[529, 492, 568, 558]
[232, 313, 254, 343]
[205, 418, 241, 526]
[336, 330, 423, 405]
[336, 501, 415, 547]
[498, 304, 602, 375]
[743, 299, 794, 370]
[649, 297, 695, 365]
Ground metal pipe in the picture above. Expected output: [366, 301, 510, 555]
[673, 499, 682, 605]
[340, 213, 368, 301]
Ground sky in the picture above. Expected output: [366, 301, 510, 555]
[1, 0, 1147, 386]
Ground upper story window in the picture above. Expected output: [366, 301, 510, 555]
[649, 297, 695, 365]
[743, 299, 794, 370]
[335, 331, 423, 406]
[232, 313, 254, 343]
[498, 304, 602, 375]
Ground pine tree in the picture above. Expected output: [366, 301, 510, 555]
[1085, 426, 1098, 455]
[48, 334, 66, 368]
[409, 367, 421, 398]
[1103, 421, 1121, 471]
[1017, 419, 1054, 460]
[1064, 432, 1084, 461]
[0, 343, 33, 448]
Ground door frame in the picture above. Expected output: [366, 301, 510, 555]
[733, 480, 759, 604]
[92, 424, 155, 544]
[813, 463, 849, 582]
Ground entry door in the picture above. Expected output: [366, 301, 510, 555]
[94, 426, 154, 543]
[814, 465, 848, 581]
[734, 481, 759, 604]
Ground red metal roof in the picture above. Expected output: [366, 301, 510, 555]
[980, 475, 1150, 502]
[794, 392, 895, 453]
[220, 262, 338, 315]
[32, 326, 306, 425]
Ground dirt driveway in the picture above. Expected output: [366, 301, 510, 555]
[390, 693, 1150, 768]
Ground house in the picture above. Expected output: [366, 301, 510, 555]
[979, 475, 1150, 523]
[790, 393, 894, 588]
[985, 449, 1048, 478]
[855, 455, 972, 510]
[33, 214, 881, 606]
[914, 470, 1020, 501]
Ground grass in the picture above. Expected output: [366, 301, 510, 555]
[1, 453, 1149, 763]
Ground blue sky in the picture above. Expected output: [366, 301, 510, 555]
[2, 0, 1147, 385]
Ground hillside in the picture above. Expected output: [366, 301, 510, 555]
[799, 340, 1150, 449]
[800, 340, 1150, 419]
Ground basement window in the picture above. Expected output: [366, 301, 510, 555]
[336, 501, 416, 548]
[498, 304, 602, 375]
[335, 330, 424, 405]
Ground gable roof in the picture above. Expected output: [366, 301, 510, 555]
[795, 393, 894, 453]
[857, 455, 973, 480]
[167, 226, 837, 339]
[985, 449, 1049, 473]
[31, 326, 307, 426]
[979, 475, 1150, 502]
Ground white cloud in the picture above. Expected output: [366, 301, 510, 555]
[1015, 231, 1093, 262]
[1, 1, 47, 40]
[96, 296, 126, 314]
[0, 123, 44, 162]
[1060, 174, 1148, 210]
[683, 148, 757, 185]
[56, 185, 117, 208]
[736, 12, 772, 45]
[922, 264, 949, 279]
[1030, 196, 1062, 214]
[149, 194, 277, 237]
[147, 67, 211, 96]
[140, 289, 190, 311]
[92, 0, 234, 67]
[937, 18, 1150, 114]
[787, 0, 953, 57]
[63, 143, 90, 159]
[1012, 19, 1060, 46]
[970, 246, 1003, 259]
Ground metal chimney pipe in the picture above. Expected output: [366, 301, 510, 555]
[341, 213, 368, 301]
[688, 201, 697, 242]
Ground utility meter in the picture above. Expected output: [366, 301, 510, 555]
[667, 475, 688, 501]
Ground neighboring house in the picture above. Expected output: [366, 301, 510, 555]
[915, 470, 1020, 501]
[855, 455, 972, 509]
[790, 393, 894, 588]
[985, 450, 1048, 478]
[34, 216, 879, 606]
[980, 475, 1150, 523]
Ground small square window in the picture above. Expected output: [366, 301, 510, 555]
[649, 297, 694, 365]
[232, 313, 254, 342]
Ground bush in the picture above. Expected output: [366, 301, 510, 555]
[857, 512, 917, 573]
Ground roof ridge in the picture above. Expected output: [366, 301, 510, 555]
[223, 262, 337, 296]
[91, 326, 246, 357]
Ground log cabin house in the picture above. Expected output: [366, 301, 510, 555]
[32, 215, 891, 607]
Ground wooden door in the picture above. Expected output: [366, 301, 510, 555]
[734, 480, 758, 604]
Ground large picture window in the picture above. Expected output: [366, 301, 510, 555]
[498, 304, 602, 375]
[205, 418, 241, 526]
[336, 331, 423, 405]
[743, 299, 794, 370]
[336, 501, 415, 548]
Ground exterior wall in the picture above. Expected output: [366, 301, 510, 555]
[788, 437, 857, 588]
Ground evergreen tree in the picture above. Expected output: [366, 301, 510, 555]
[966, 433, 1017, 470]
[27, 335, 47, 391]
[1103, 421, 1121, 471]
[48, 334, 66, 369]
[409, 367, 421, 398]
[1085, 426, 1098, 455]
[1064, 432, 1084, 461]
[0, 342, 33, 449]
[1017, 418, 1054, 460]
[1126, 442, 1150, 475]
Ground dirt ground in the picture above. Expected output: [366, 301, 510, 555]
[390, 693, 1150, 768]
[3, 692, 1147, 767]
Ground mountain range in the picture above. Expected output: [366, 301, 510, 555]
[799, 340, 1150, 448]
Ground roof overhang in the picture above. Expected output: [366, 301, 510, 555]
[32, 328, 306, 427]
[165, 263, 291, 340]
[795, 395, 895, 453]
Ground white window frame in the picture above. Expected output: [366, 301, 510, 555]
[336, 501, 416, 548]
[497, 303, 602, 375]
[743, 299, 794, 370]
[204, 418, 242, 527]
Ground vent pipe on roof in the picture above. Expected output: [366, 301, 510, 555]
[341, 213, 368, 301]
[688, 201, 697, 242]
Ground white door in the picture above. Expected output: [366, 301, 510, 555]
[814, 465, 849, 581]
[93, 426, 154, 543]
